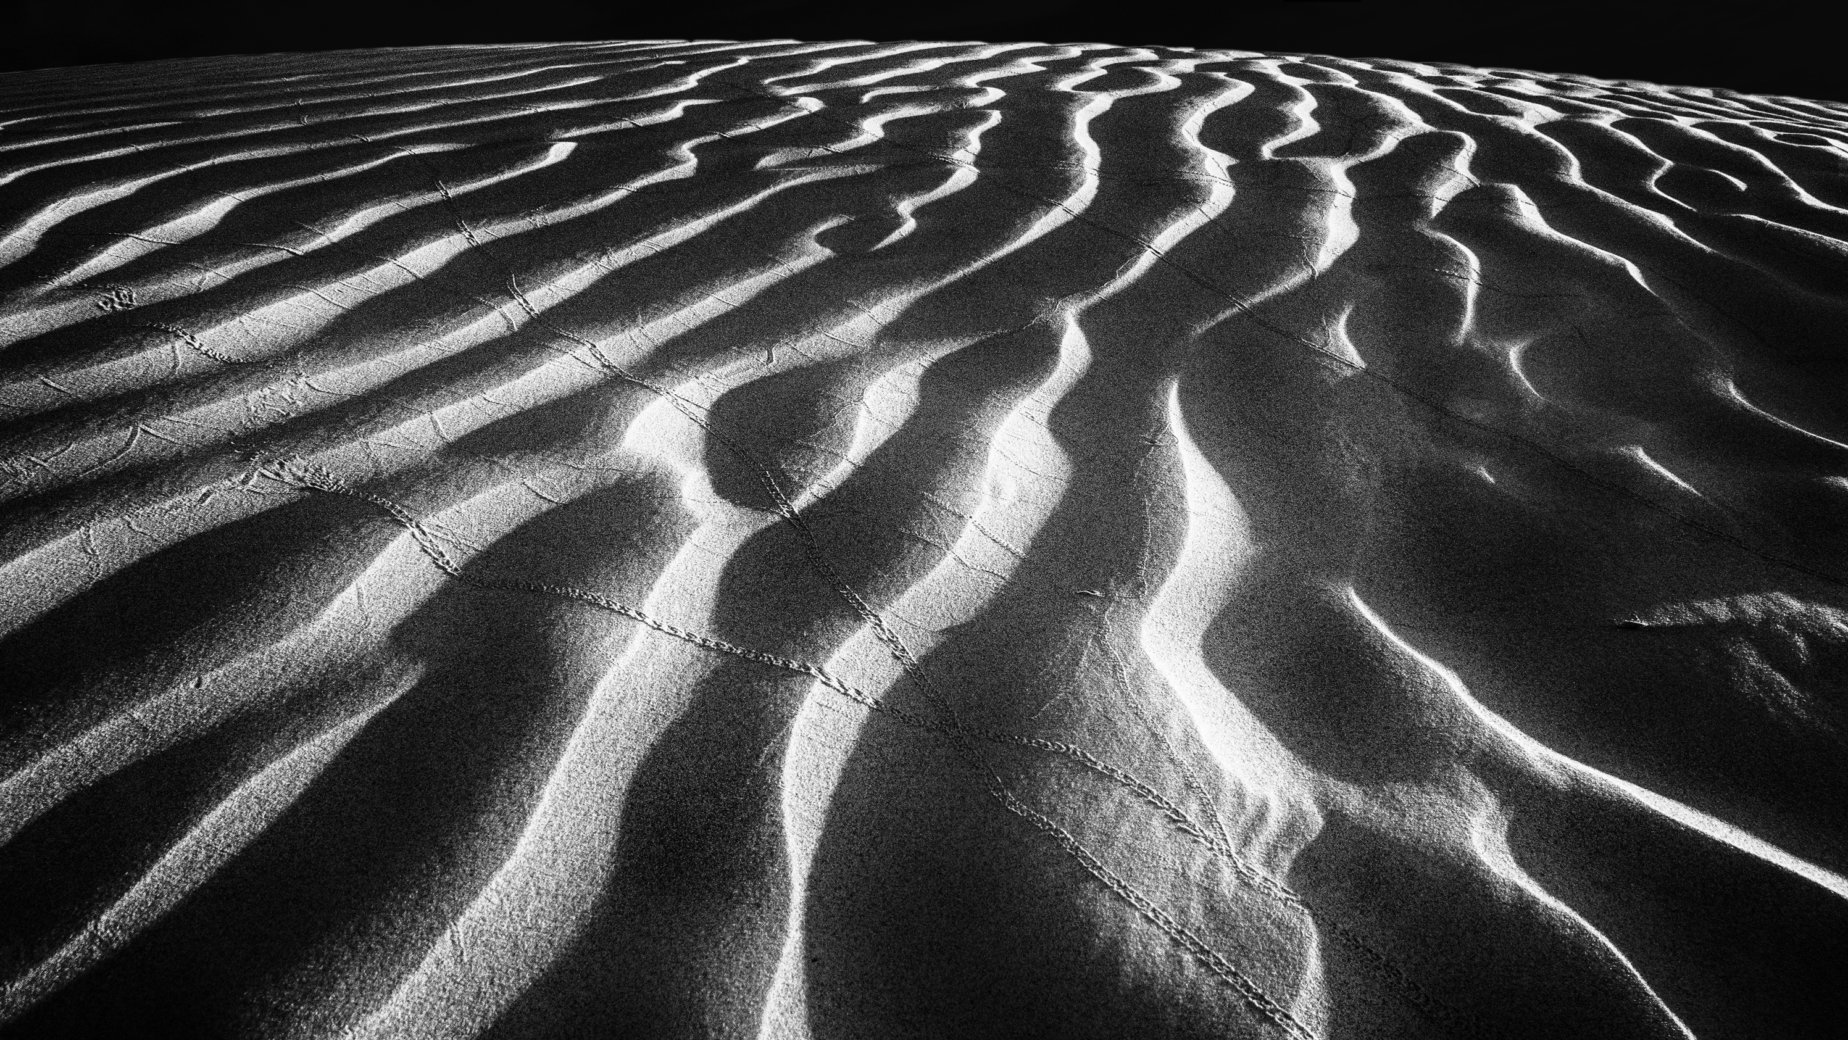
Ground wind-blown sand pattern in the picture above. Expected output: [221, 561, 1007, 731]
[2, 37, 1847, 1039]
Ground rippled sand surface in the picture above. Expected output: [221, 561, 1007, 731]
[2, 39, 1847, 1039]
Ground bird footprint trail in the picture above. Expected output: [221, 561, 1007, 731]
[2, 38, 1847, 1040]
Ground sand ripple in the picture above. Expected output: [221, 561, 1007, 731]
[2, 39, 1847, 1039]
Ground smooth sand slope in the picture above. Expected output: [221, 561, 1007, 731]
[1, 38, 1846, 1040]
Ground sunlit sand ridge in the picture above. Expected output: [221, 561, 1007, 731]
[2, 38, 1847, 1039]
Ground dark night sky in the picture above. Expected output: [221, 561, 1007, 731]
[2, 2, 1838, 105]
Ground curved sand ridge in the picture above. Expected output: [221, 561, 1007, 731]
[2, 39, 1847, 1039]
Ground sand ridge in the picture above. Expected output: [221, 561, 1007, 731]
[1, 39, 1846, 1039]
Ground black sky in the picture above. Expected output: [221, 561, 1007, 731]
[3, 1, 1839, 105]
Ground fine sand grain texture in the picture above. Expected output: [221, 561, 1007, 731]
[2, 39, 1847, 1040]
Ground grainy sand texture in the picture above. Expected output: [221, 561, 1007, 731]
[2, 38, 1847, 1040]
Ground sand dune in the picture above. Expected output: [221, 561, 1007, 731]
[1, 38, 1846, 1039]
